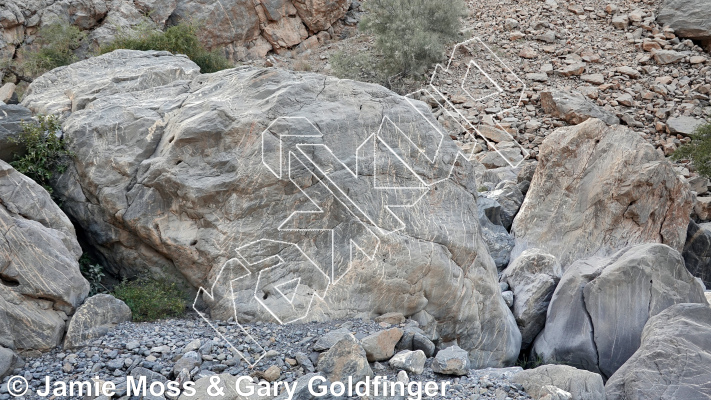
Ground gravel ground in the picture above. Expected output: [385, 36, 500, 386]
[1, 314, 532, 400]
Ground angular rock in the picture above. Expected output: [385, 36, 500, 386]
[178, 373, 270, 400]
[374, 312, 405, 325]
[431, 345, 469, 376]
[411, 333, 435, 358]
[682, 221, 711, 287]
[389, 350, 426, 375]
[0, 346, 17, 378]
[478, 197, 515, 270]
[605, 303, 711, 399]
[511, 119, 693, 269]
[172, 351, 201, 376]
[0, 104, 32, 162]
[653, 50, 685, 65]
[482, 180, 524, 230]
[512, 365, 605, 400]
[361, 328, 403, 362]
[532, 244, 707, 378]
[317, 335, 373, 383]
[292, 0, 349, 31]
[313, 328, 352, 352]
[0, 160, 89, 350]
[501, 249, 561, 348]
[541, 91, 620, 125]
[657, 0, 711, 45]
[540, 386, 573, 400]
[666, 115, 704, 136]
[22, 50, 520, 368]
[274, 373, 342, 400]
[64, 294, 132, 349]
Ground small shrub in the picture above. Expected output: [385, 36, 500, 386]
[79, 254, 107, 296]
[359, 0, 467, 78]
[10, 115, 73, 194]
[113, 278, 186, 322]
[14, 23, 86, 78]
[673, 122, 711, 178]
[100, 22, 232, 73]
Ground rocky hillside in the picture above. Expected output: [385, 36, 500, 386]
[1, 0, 711, 400]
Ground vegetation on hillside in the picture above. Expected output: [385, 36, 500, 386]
[332, 0, 466, 91]
[100, 22, 232, 73]
[9, 115, 73, 195]
[113, 278, 187, 322]
[672, 122, 711, 178]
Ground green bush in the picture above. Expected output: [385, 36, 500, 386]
[672, 122, 711, 178]
[113, 278, 186, 322]
[9, 115, 73, 194]
[14, 23, 86, 78]
[359, 0, 466, 78]
[100, 22, 232, 73]
[79, 254, 107, 296]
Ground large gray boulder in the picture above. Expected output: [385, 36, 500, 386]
[605, 303, 711, 399]
[540, 91, 620, 125]
[63, 294, 132, 349]
[21, 50, 521, 367]
[682, 221, 711, 287]
[0, 159, 89, 350]
[0, 104, 32, 162]
[657, 0, 711, 48]
[500, 248, 561, 348]
[512, 118, 693, 270]
[0, 346, 18, 378]
[512, 364, 605, 400]
[317, 335, 373, 383]
[532, 244, 708, 378]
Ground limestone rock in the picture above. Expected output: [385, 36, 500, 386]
[605, 303, 711, 399]
[512, 365, 605, 400]
[172, 351, 201, 376]
[511, 119, 692, 269]
[532, 244, 707, 378]
[653, 50, 685, 65]
[481, 180, 524, 230]
[389, 350, 426, 375]
[374, 312, 405, 325]
[501, 249, 561, 348]
[0, 346, 17, 378]
[21, 50, 520, 368]
[313, 328, 352, 352]
[361, 328, 403, 362]
[478, 197, 515, 270]
[64, 294, 132, 349]
[292, 0, 349, 32]
[657, 0, 711, 45]
[541, 91, 620, 125]
[666, 115, 704, 136]
[0, 160, 89, 350]
[317, 335, 373, 383]
[431, 345, 470, 376]
[171, 0, 260, 50]
[0, 104, 32, 162]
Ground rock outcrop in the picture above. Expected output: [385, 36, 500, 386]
[500, 249, 561, 348]
[657, 0, 711, 50]
[511, 118, 693, 269]
[0, 0, 350, 66]
[605, 303, 711, 400]
[22, 49, 521, 368]
[532, 244, 707, 378]
[0, 159, 89, 350]
[63, 294, 132, 349]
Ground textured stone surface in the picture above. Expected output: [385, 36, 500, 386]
[292, 0, 349, 31]
[64, 294, 132, 349]
[361, 328, 403, 362]
[512, 118, 693, 269]
[0, 160, 89, 351]
[605, 303, 711, 400]
[0, 104, 32, 162]
[478, 197, 515, 270]
[682, 221, 711, 287]
[657, 0, 711, 44]
[0, 346, 17, 378]
[317, 335, 373, 383]
[501, 248, 561, 348]
[532, 244, 707, 378]
[540, 91, 620, 125]
[389, 350, 426, 375]
[22, 50, 520, 367]
[512, 365, 605, 400]
[432, 345, 470, 376]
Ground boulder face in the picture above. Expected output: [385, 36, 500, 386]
[0, 104, 32, 162]
[657, 0, 711, 48]
[511, 118, 693, 270]
[532, 244, 707, 379]
[22, 50, 521, 367]
[512, 364, 605, 400]
[63, 294, 132, 349]
[605, 303, 711, 399]
[0, 160, 89, 351]
[540, 91, 620, 126]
